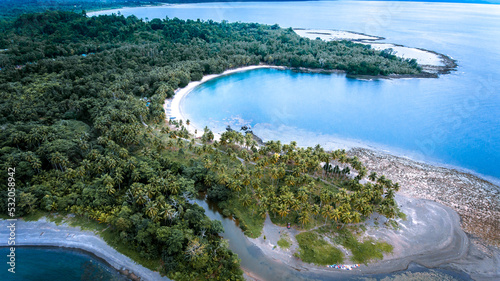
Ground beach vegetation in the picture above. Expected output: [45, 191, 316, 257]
[277, 233, 291, 249]
[318, 226, 393, 264]
[295, 232, 343, 265]
[277, 237, 291, 249]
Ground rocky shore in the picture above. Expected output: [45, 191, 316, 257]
[349, 147, 500, 248]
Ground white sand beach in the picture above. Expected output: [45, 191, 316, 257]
[367, 43, 445, 66]
[164, 65, 285, 139]
[0, 218, 170, 281]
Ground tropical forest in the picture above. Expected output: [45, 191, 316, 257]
[0, 10, 411, 280]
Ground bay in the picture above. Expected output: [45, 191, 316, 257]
[91, 1, 500, 182]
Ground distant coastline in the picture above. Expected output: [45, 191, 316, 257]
[293, 28, 457, 76]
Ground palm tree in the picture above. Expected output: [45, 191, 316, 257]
[254, 166, 264, 179]
[321, 205, 332, 224]
[159, 203, 175, 224]
[290, 199, 301, 212]
[228, 179, 242, 195]
[101, 174, 115, 195]
[320, 190, 330, 208]
[270, 167, 279, 186]
[361, 205, 373, 217]
[257, 206, 267, 218]
[270, 201, 279, 218]
[255, 187, 265, 199]
[145, 201, 159, 219]
[311, 204, 320, 219]
[167, 181, 181, 195]
[277, 204, 289, 218]
[241, 194, 253, 207]
[217, 173, 229, 185]
[342, 211, 353, 225]
[297, 188, 308, 204]
[331, 208, 341, 223]
[298, 212, 311, 227]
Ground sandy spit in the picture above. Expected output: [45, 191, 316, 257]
[293, 28, 456, 73]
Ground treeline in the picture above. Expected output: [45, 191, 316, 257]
[0, 11, 407, 280]
[0, 11, 420, 76]
[0, 0, 165, 20]
[0, 0, 320, 21]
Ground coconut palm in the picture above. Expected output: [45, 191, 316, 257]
[255, 187, 265, 199]
[297, 188, 308, 204]
[270, 167, 280, 186]
[241, 193, 253, 207]
[352, 211, 361, 224]
[298, 212, 311, 227]
[290, 199, 301, 212]
[277, 204, 289, 218]
[257, 206, 267, 218]
[331, 208, 341, 223]
[320, 190, 330, 208]
[321, 205, 332, 224]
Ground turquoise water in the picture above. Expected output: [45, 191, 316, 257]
[0, 247, 129, 281]
[92, 1, 500, 181]
[183, 67, 500, 181]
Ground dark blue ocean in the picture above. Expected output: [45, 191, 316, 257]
[0, 247, 129, 281]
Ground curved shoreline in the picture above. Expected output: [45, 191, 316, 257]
[247, 195, 497, 280]
[167, 65, 499, 279]
[0, 218, 170, 281]
[293, 28, 457, 76]
[164, 64, 286, 139]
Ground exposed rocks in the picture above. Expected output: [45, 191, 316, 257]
[349, 147, 500, 247]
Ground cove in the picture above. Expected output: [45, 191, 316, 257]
[0, 246, 130, 281]
[192, 196, 471, 280]
[182, 68, 500, 181]
[92, 0, 500, 183]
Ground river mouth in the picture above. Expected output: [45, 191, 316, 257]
[192, 194, 473, 281]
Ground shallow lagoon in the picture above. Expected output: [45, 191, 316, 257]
[183, 67, 500, 181]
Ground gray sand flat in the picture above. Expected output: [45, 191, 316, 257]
[250, 195, 500, 280]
